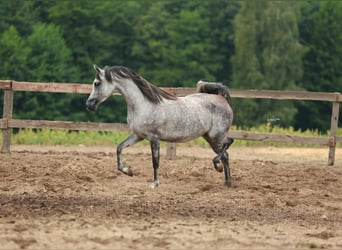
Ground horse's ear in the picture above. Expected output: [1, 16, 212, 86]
[93, 64, 101, 73]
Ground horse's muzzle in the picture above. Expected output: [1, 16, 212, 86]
[86, 98, 98, 112]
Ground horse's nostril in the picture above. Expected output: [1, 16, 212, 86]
[86, 98, 98, 111]
[86, 104, 96, 112]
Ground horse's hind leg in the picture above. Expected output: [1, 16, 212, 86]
[213, 137, 233, 167]
[221, 147, 232, 187]
[216, 137, 234, 187]
[203, 134, 234, 186]
[203, 135, 233, 171]
[222, 137, 234, 186]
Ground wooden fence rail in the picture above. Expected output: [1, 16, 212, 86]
[1, 80, 341, 165]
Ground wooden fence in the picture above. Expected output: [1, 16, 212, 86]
[1, 80, 341, 165]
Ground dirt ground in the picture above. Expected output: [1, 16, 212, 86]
[0, 144, 342, 249]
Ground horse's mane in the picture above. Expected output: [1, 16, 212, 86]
[104, 66, 177, 104]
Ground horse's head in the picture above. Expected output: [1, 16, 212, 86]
[86, 64, 117, 111]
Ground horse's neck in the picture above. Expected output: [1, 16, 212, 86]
[118, 79, 152, 112]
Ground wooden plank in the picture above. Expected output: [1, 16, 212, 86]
[173, 88, 196, 96]
[5, 118, 338, 146]
[5, 81, 342, 102]
[228, 130, 332, 146]
[161, 88, 176, 95]
[8, 119, 129, 132]
[12, 81, 93, 94]
[4, 118, 337, 146]
[0, 81, 12, 90]
[336, 136, 342, 143]
[229, 89, 341, 102]
[169, 88, 342, 102]
[0, 119, 6, 129]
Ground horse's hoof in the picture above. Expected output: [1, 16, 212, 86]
[214, 162, 223, 173]
[225, 181, 231, 187]
[122, 167, 133, 177]
[149, 181, 160, 189]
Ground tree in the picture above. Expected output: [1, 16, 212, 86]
[27, 23, 79, 82]
[205, 1, 240, 83]
[295, 1, 342, 131]
[0, 26, 31, 81]
[0, 1, 36, 36]
[11, 23, 81, 122]
[47, 1, 102, 82]
[132, 1, 240, 87]
[47, 1, 143, 82]
[231, 1, 305, 128]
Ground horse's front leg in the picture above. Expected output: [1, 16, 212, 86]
[117, 134, 142, 176]
[150, 138, 160, 189]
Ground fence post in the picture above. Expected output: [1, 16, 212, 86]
[328, 101, 340, 165]
[164, 87, 177, 160]
[1, 82, 14, 153]
[166, 142, 176, 160]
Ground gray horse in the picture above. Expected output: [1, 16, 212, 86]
[86, 65, 234, 188]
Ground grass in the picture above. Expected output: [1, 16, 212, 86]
[10, 129, 134, 146]
[2, 123, 340, 148]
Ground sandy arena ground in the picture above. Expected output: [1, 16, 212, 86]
[0, 145, 342, 249]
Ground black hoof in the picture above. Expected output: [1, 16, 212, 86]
[224, 181, 231, 187]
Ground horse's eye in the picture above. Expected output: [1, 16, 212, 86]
[94, 81, 101, 87]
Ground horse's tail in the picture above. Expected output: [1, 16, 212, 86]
[196, 80, 231, 104]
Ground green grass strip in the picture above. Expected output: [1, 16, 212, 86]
[2, 123, 340, 148]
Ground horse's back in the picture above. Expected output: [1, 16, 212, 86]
[183, 93, 233, 122]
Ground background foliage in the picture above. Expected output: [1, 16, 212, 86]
[0, 0, 341, 131]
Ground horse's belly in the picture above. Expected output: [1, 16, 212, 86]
[159, 131, 201, 143]
[157, 117, 209, 142]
